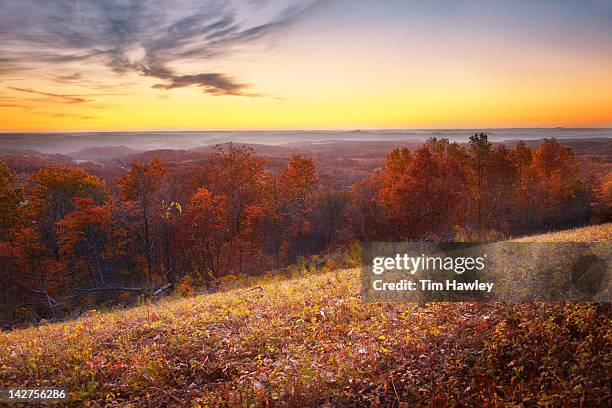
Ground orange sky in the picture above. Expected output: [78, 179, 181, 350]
[1, 0, 611, 132]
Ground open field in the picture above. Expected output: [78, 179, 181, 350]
[1, 224, 610, 406]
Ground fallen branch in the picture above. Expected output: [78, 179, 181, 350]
[153, 283, 172, 296]
[74, 287, 144, 293]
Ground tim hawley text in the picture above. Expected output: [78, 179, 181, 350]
[371, 254, 494, 293]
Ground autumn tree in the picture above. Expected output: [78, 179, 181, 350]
[194, 144, 268, 274]
[0, 242, 22, 321]
[108, 200, 147, 284]
[0, 160, 25, 320]
[157, 169, 193, 282]
[589, 173, 612, 223]
[261, 175, 285, 267]
[349, 170, 389, 240]
[0, 158, 23, 237]
[57, 198, 114, 288]
[277, 154, 319, 260]
[427, 138, 471, 228]
[182, 188, 229, 280]
[488, 146, 518, 231]
[0, 227, 52, 321]
[117, 158, 166, 281]
[380, 143, 468, 239]
[531, 138, 589, 229]
[379, 147, 414, 238]
[600, 174, 612, 221]
[316, 179, 349, 248]
[510, 141, 538, 230]
[28, 167, 109, 260]
[378, 147, 415, 237]
[468, 133, 492, 229]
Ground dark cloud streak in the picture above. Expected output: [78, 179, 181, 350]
[8, 87, 91, 104]
[151, 73, 255, 96]
[54, 73, 84, 82]
[6, 86, 123, 105]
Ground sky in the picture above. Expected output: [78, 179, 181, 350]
[0, 0, 611, 132]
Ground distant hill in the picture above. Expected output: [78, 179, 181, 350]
[504, 137, 612, 156]
[0, 149, 74, 173]
[68, 145, 141, 161]
[0, 129, 609, 154]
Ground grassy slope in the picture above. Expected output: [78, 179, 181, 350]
[512, 223, 612, 242]
[1, 224, 610, 407]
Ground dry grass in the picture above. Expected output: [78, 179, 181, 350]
[1, 224, 610, 406]
[513, 222, 612, 242]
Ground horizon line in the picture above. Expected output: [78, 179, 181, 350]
[1, 126, 612, 135]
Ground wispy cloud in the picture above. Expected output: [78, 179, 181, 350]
[45, 72, 135, 92]
[0, 93, 97, 120]
[0, 0, 322, 97]
[8, 87, 91, 104]
[53, 73, 85, 83]
[45, 112, 97, 120]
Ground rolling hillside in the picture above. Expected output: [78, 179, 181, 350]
[1, 224, 610, 406]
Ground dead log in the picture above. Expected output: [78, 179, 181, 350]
[74, 286, 144, 293]
[153, 283, 172, 296]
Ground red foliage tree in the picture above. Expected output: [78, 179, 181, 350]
[28, 166, 109, 260]
[57, 198, 114, 288]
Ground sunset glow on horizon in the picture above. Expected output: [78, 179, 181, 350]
[1, 0, 611, 132]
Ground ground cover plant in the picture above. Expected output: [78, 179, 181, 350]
[1, 224, 610, 406]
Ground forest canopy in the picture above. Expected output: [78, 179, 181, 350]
[0, 136, 609, 326]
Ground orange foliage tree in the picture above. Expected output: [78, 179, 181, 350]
[117, 158, 167, 281]
[181, 188, 229, 280]
[277, 154, 319, 260]
[530, 138, 590, 229]
[0, 158, 24, 237]
[380, 140, 468, 239]
[194, 144, 269, 275]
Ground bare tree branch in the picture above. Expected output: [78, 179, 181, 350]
[74, 287, 144, 293]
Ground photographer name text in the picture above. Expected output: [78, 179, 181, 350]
[372, 279, 494, 292]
